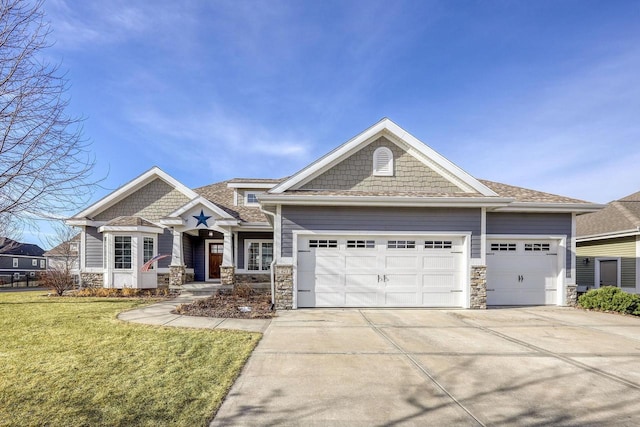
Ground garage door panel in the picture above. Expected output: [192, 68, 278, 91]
[422, 255, 456, 270]
[316, 292, 346, 307]
[385, 292, 418, 306]
[345, 274, 378, 290]
[315, 274, 343, 290]
[384, 256, 418, 270]
[316, 256, 345, 272]
[422, 292, 461, 307]
[345, 292, 377, 306]
[345, 256, 377, 269]
[423, 273, 458, 290]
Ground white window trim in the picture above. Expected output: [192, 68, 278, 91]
[113, 235, 133, 270]
[373, 146, 393, 176]
[204, 239, 224, 282]
[245, 239, 273, 271]
[142, 235, 157, 272]
[40, 260, 45, 268]
[244, 191, 262, 207]
[12, 258, 18, 268]
[32, 259, 38, 266]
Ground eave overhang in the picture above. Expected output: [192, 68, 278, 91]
[491, 202, 605, 214]
[576, 228, 640, 243]
[258, 194, 514, 208]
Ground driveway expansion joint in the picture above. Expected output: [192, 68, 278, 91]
[358, 310, 486, 427]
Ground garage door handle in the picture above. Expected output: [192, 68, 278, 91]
[450, 290, 463, 293]
[487, 289, 495, 291]
[298, 290, 311, 293]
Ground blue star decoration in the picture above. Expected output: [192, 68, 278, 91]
[192, 209, 212, 227]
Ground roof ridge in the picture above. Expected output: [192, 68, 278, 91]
[611, 201, 640, 227]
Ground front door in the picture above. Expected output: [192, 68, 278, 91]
[209, 243, 223, 279]
[599, 260, 618, 287]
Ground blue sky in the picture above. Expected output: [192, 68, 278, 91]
[24, 0, 640, 246]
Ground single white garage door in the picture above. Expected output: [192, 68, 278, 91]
[296, 235, 465, 308]
[486, 239, 559, 305]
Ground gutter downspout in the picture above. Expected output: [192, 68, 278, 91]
[260, 207, 277, 307]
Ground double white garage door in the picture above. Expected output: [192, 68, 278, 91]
[296, 235, 561, 308]
[296, 235, 466, 308]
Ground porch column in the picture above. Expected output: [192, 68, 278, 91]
[222, 231, 233, 267]
[170, 228, 184, 266]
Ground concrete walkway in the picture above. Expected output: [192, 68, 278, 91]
[212, 306, 640, 426]
[117, 294, 271, 333]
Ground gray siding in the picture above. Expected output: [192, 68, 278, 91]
[0, 255, 46, 271]
[157, 229, 172, 269]
[238, 232, 273, 269]
[281, 206, 481, 258]
[85, 227, 103, 268]
[486, 212, 573, 277]
[182, 234, 194, 268]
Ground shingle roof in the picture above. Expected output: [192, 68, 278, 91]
[577, 192, 640, 237]
[479, 180, 589, 204]
[0, 238, 45, 256]
[281, 190, 485, 198]
[194, 180, 270, 223]
[105, 216, 159, 227]
[44, 234, 80, 257]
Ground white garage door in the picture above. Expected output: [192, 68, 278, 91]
[296, 235, 465, 308]
[486, 239, 559, 306]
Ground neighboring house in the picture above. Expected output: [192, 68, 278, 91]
[0, 237, 47, 284]
[576, 190, 640, 294]
[67, 118, 601, 309]
[44, 235, 81, 283]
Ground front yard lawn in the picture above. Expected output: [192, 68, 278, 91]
[0, 291, 261, 426]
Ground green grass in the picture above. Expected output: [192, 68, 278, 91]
[0, 291, 261, 426]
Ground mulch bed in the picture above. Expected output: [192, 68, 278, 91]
[175, 289, 276, 319]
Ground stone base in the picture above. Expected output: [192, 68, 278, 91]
[169, 265, 186, 287]
[157, 273, 170, 286]
[80, 272, 103, 288]
[566, 284, 578, 307]
[220, 266, 235, 286]
[470, 266, 487, 309]
[275, 265, 293, 310]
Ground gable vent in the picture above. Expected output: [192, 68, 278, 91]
[373, 147, 393, 176]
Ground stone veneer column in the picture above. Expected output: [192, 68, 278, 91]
[274, 265, 293, 310]
[470, 266, 487, 309]
[80, 272, 103, 288]
[566, 284, 578, 307]
[220, 266, 235, 286]
[169, 265, 186, 287]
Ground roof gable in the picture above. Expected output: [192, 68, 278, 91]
[270, 118, 498, 196]
[72, 167, 198, 221]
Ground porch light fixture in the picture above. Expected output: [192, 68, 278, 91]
[208, 231, 214, 237]
[583, 258, 590, 265]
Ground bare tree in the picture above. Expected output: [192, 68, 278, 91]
[0, 0, 96, 237]
[43, 220, 79, 295]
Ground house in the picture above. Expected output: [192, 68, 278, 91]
[0, 237, 47, 285]
[67, 118, 601, 309]
[44, 234, 81, 283]
[576, 190, 640, 294]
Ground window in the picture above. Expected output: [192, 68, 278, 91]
[245, 192, 261, 206]
[32, 259, 38, 266]
[309, 239, 338, 248]
[246, 240, 273, 271]
[143, 237, 155, 270]
[40, 260, 45, 268]
[12, 258, 18, 268]
[373, 146, 393, 176]
[114, 236, 132, 269]
[525, 243, 550, 252]
[347, 240, 375, 249]
[387, 240, 416, 249]
[425, 240, 453, 249]
[70, 243, 78, 253]
[491, 243, 516, 252]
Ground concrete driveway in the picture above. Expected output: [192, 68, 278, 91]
[212, 307, 640, 426]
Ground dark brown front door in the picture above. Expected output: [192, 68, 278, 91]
[209, 243, 223, 279]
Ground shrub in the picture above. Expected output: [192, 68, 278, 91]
[42, 270, 75, 296]
[70, 288, 171, 298]
[578, 286, 640, 316]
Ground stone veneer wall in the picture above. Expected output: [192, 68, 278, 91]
[566, 284, 578, 307]
[169, 265, 185, 287]
[275, 265, 293, 310]
[220, 266, 235, 286]
[81, 272, 103, 288]
[470, 266, 487, 309]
